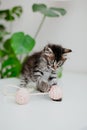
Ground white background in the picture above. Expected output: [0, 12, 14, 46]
[0, 2, 87, 130]
[1, 0, 87, 73]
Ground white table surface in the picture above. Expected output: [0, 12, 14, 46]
[0, 72, 87, 130]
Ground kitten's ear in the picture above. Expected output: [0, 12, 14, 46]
[43, 45, 53, 57]
[63, 48, 72, 54]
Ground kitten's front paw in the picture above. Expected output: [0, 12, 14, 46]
[37, 81, 51, 92]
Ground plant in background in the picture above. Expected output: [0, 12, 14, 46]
[32, 4, 66, 39]
[0, 3, 66, 79]
[0, 6, 23, 78]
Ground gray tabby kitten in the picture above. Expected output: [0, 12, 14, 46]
[20, 44, 72, 92]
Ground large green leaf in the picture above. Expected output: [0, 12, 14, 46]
[11, 32, 35, 54]
[32, 3, 66, 17]
[2, 56, 20, 68]
[2, 56, 21, 77]
[2, 66, 21, 77]
[32, 3, 59, 17]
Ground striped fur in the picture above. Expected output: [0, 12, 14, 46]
[20, 44, 72, 92]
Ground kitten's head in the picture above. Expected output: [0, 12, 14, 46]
[43, 44, 72, 70]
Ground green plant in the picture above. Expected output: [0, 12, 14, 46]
[0, 6, 22, 78]
[32, 4, 66, 38]
[0, 3, 66, 79]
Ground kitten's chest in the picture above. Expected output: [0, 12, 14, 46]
[42, 68, 53, 81]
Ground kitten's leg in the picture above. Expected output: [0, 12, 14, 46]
[36, 72, 57, 92]
[36, 80, 51, 92]
[33, 69, 49, 92]
[48, 72, 57, 87]
[20, 75, 29, 87]
[33, 69, 50, 92]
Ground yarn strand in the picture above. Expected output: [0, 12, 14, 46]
[2, 84, 48, 97]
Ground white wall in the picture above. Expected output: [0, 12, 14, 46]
[1, 0, 87, 73]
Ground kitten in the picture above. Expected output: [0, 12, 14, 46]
[20, 44, 72, 92]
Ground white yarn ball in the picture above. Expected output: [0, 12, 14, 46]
[16, 88, 29, 105]
[49, 85, 63, 101]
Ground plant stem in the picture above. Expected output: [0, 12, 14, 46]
[34, 15, 46, 39]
